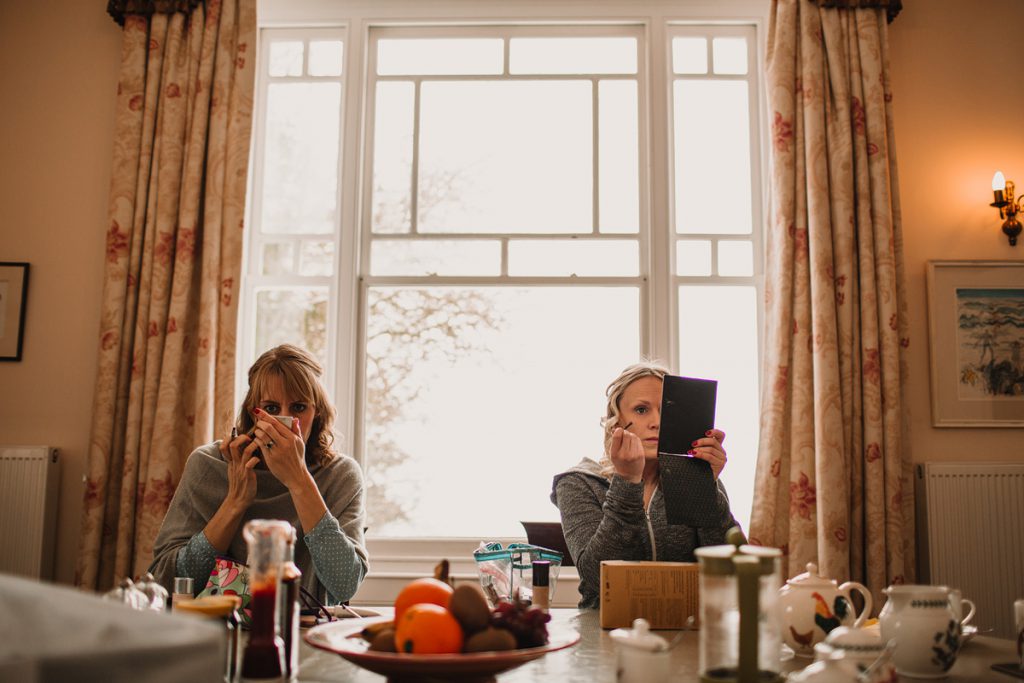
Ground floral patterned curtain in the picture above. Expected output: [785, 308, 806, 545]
[748, 0, 914, 608]
[77, 0, 256, 590]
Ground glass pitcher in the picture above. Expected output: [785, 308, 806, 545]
[695, 527, 783, 683]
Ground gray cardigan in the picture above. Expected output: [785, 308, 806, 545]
[551, 458, 737, 608]
[149, 441, 369, 604]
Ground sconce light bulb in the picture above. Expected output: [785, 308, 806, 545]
[992, 171, 1006, 191]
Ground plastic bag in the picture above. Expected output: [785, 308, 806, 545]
[473, 542, 562, 606]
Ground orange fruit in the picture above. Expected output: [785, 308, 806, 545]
[394, 603, 464, 654]
[393, 577, 453, 623]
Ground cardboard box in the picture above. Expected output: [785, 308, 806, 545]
[599, 560, 700, 629]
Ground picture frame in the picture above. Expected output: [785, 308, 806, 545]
[0, 262, 29, 362]
[926, 260, 1024, 427]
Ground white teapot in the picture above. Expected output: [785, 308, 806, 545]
[778, 563, 873, 657]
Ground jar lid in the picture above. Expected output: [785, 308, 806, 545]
[824, 626, 883, 652]
[785, 563, 837, 589]
[175, 595, 242, 617]
[695, 543, 781, 576]
[609, 618, 669, 652]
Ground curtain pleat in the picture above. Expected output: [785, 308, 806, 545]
[77, 0, 256, 590]
[749, 0, 914, 609]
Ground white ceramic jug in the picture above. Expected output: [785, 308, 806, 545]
[879, 584, 961, 678]
[778, 563, 873, 657]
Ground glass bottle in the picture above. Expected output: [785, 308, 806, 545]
[240, 519, 291, 682]
[280, 526, 302, 679]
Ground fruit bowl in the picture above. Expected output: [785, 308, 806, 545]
[305, 616, 580, 682]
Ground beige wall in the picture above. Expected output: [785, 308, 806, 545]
[0, 0, 1020, 587]
[0, 0, 121, 584]
[889, 0, 1024, 462]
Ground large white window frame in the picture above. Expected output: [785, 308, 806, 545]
[250, 0, 770, 604]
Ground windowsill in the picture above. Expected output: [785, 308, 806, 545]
[350, 535, 581, 608]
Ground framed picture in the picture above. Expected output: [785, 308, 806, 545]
[0, 262, 29, 362]
[926, 260, 1024, 427]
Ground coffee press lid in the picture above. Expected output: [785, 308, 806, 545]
[695, 543, 781, 576]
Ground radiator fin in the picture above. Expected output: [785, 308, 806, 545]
[916, 462, 1024, 639]
[0, 446, 60, 580]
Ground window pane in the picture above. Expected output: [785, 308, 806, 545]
[261, 83, 341, 234]
[371, 240, 501, 276]
[676, 240, 711, 276]
[713, 37, 748, 75]
[717, 240, 753, 276]
[377, 38, 503, 75]
[364, 286, 640, 536]
[674, 80, 752, 235]
[418, 81, 592, 233]
[509, 37, 637, 74]
[672, 37, 707, 74]
[299, 241, 335, 276]
[268, 41, 303, 77]
[508, 240, 638, 276]
[678, 285, 758, 531]
[599, 80, 639, 234]
[371, 82, 415, 234]
[255, 288, 329, 363]
[308, 40, 343, 76]
[261, 242, 294, 275]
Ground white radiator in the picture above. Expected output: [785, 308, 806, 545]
[915, 462, 1024, 639]
[0, 446, 60, 580]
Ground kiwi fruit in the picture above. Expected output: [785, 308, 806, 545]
[463, 626, 517, 653]
[448, 584, 491, 635]
[367, 627, 398, 652]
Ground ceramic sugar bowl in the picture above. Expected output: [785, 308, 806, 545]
[816, 627, 897, 683]
[778, 563, 873, 657]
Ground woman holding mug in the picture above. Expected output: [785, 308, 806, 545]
[149, 344, 368, 605]
[551, 361, 738, 608]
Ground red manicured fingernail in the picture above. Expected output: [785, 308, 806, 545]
[691, 440, 699, 447]
[705, 430, 712, 436]
[687, 450, 695, 455]
[253, 407, 262, 414]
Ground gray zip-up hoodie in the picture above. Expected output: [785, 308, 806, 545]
[550, 457, 738, 608]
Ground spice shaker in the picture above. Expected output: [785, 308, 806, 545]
[531, 560, 550, 612]
[172, 576, 195, 610]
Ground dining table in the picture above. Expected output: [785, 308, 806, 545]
[297, 607, 1021, 682]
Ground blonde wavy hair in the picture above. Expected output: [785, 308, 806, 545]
[237, 344, 338, 467]
[598, 361, 669, 478]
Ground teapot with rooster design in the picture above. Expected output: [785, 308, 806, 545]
[778, 563, 873, 658]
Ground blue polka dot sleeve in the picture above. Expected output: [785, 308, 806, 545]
[175, 531, 217, 594]
[305, 511, 367, 604]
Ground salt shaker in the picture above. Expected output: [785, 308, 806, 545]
[609, 618, 670, 683]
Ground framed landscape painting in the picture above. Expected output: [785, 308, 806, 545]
[926, 260, 1024, 427]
